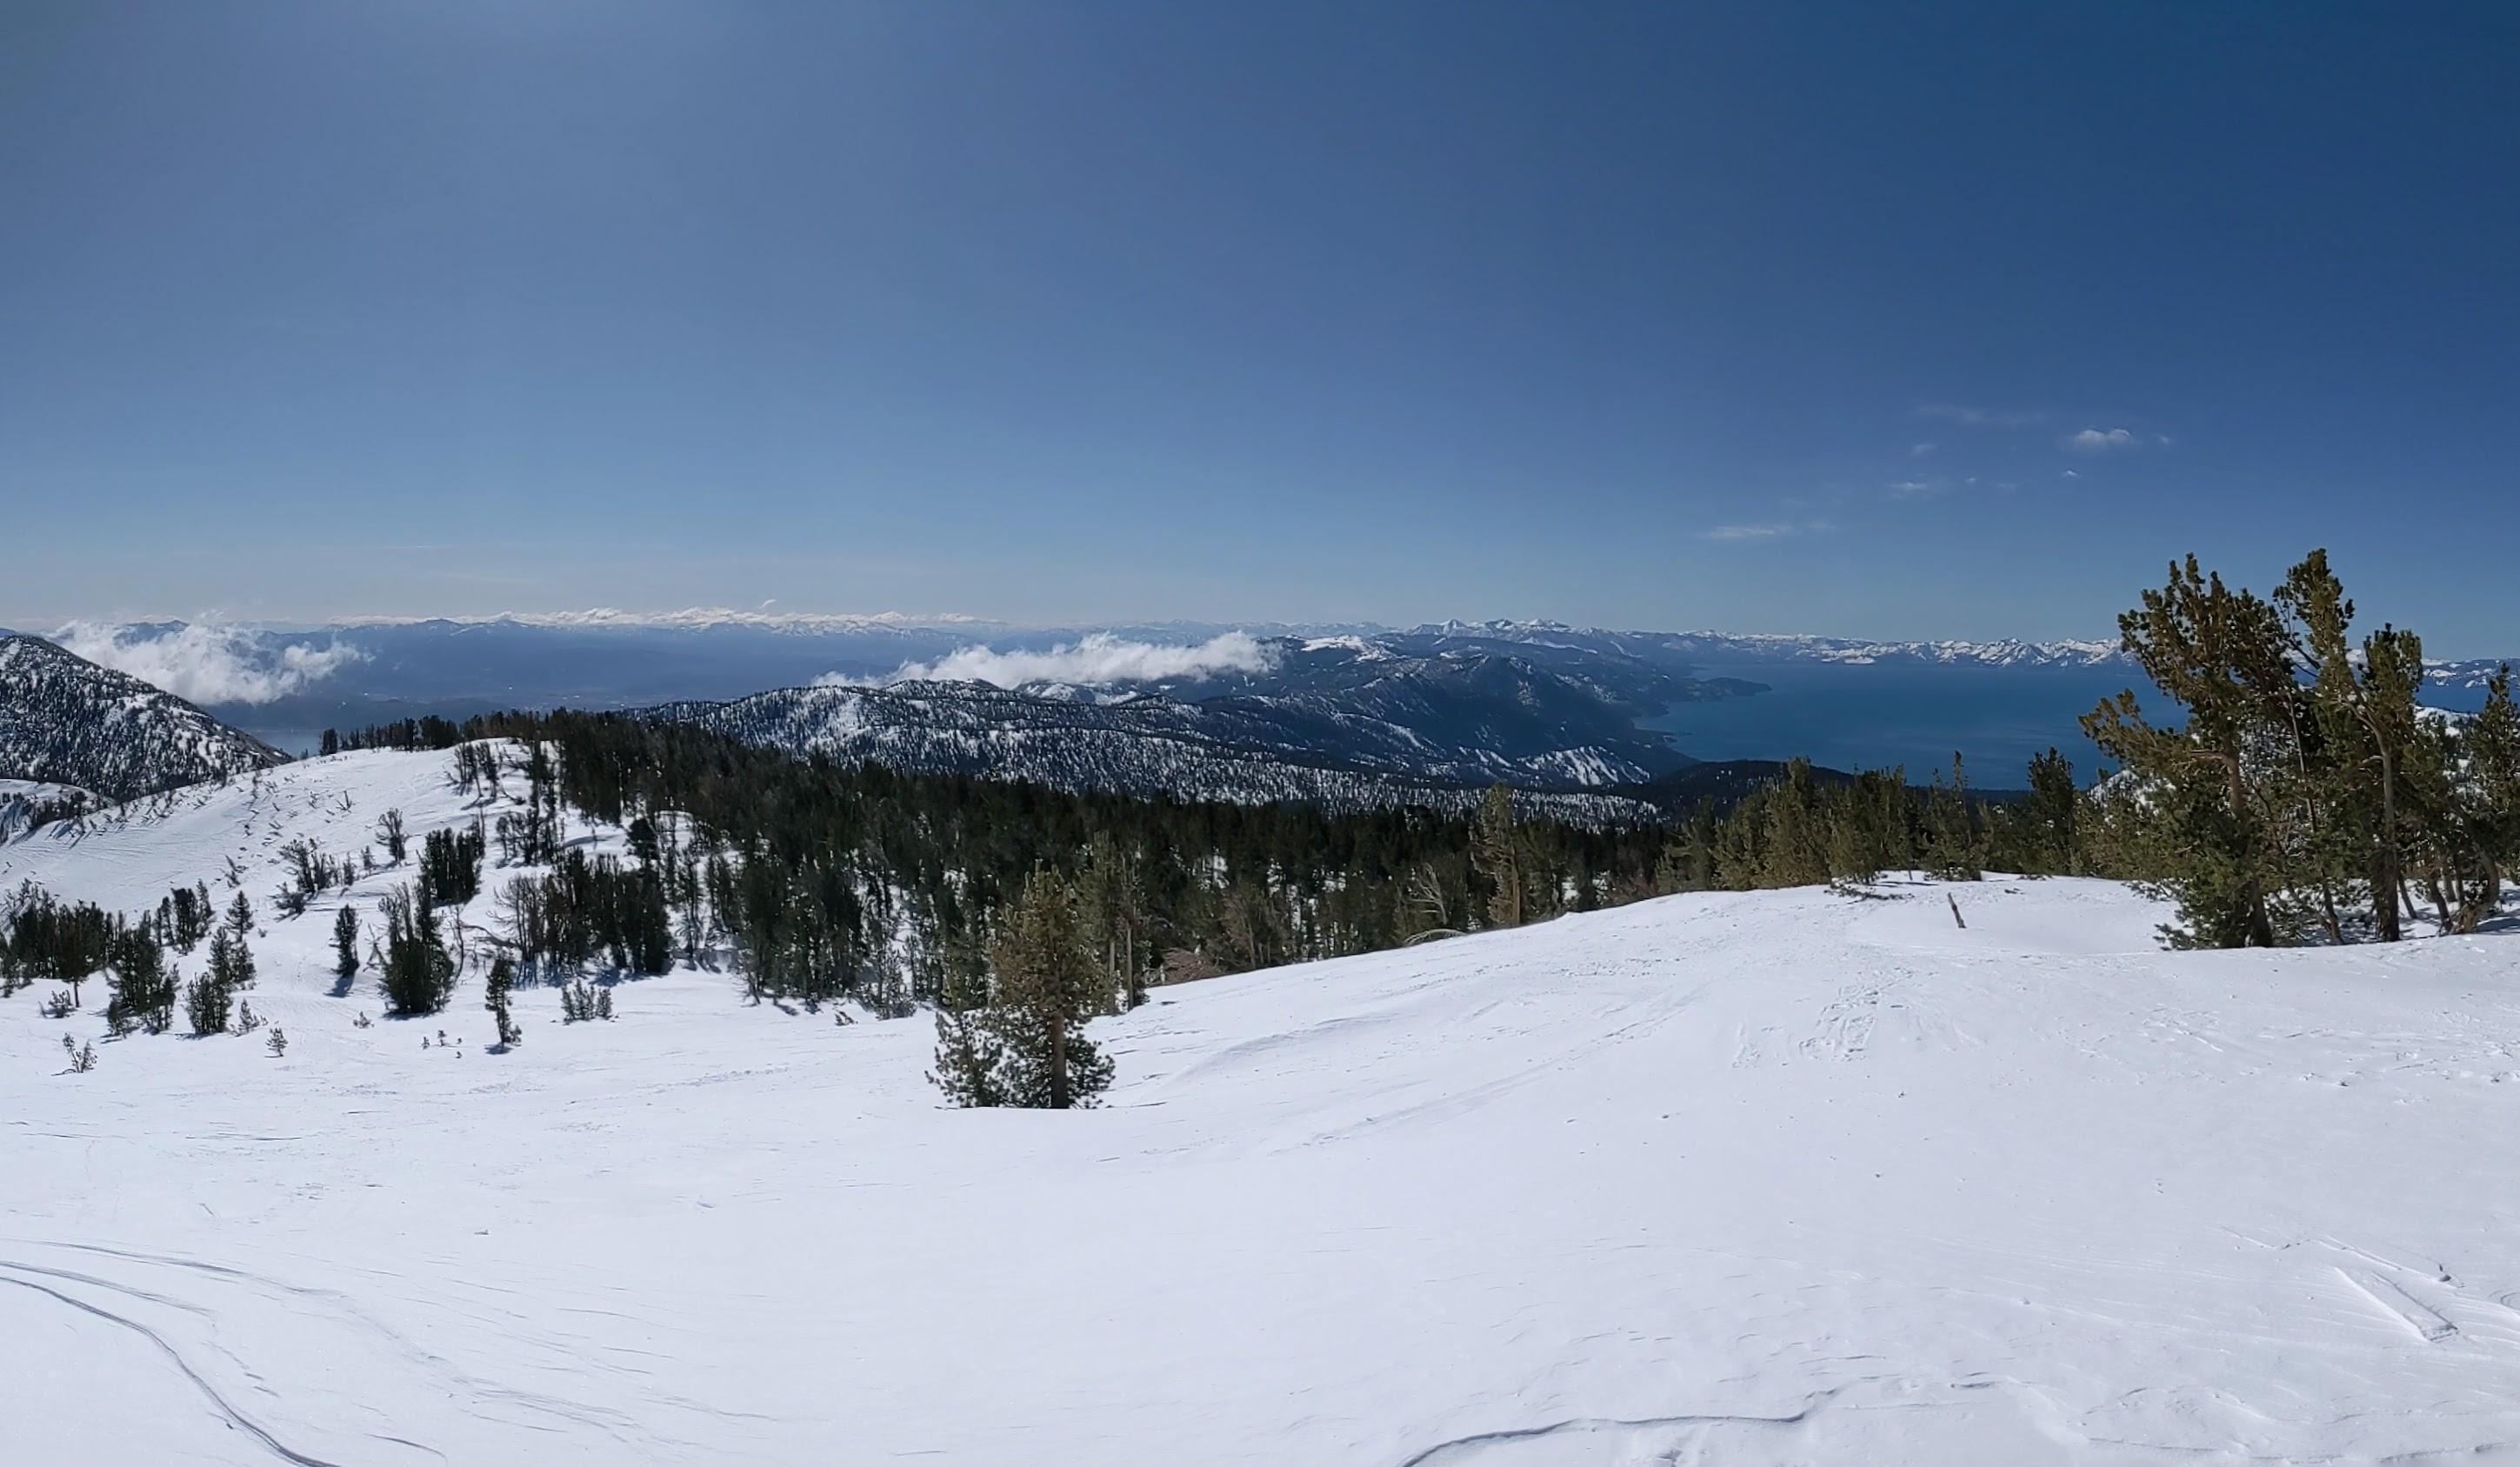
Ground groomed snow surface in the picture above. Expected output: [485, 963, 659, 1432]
[6, 749, 2520, 1464]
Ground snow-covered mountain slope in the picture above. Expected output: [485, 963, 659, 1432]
[9, 836, 2520, 1463]
[644, 673, 1675, 819]
[0, 744, 604, 926]
[0, 633, 288, 799]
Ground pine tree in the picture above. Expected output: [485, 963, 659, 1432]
[333, 905, 361, 984]
[930, 869, 1112, 1110]
[483, 957, 522, 1048]
[378, 885, 457, 1016]
[184, 970, 232, 1035]
[2083, 556, 2295, 947]
[2018, 749, 2080, 874]
[207, 924, 257, 993]
[1470, 785, 1526, 927]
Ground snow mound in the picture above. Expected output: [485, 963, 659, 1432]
[6, 827, 2520, 1463]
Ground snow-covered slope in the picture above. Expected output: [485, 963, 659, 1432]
[8, 787, 2519, 1467]
[0, 633, 288, 799]
[645, 676, 1673, 819]
[0, 778, 97, 843]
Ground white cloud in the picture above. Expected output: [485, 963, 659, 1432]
[2069, 427, 2139, 450]
[1887, 479, 1938, 500]
[1911, 442, 1937, 456]
[847, 630, 1277, 689]
[51, 622, 366, 705]
[2063, 469, 2082, 478]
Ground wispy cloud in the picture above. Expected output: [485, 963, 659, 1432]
[50, 622, 366, 705]
[841, 630, 1276, 689]
[1887, 479, 1938, 500]
[1918, 403, 2046, 429]
[1699, 520, 1833, 542]
[1911, 441, 1937, 456]
[2068, 426, 2139, 450]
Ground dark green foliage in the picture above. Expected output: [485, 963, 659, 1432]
[333, 905, 361, 984]
[377, 885, 457, 1016]
[103, 928, 176, 1037]
[2083, 556, 2296, 947]
[483, 957, 522, 1048]
[184, 971, 232, 1035]
[559, 979, 613, 1023]
[418, 824, 485, 908]
[503, 850, 675, 978]
[931, 868, 1113, 1109]
[166, 883, 212, 954]
[207, 924, 256, 994]
[334, 712, 1670, 1012]
[2086, 549, 2520, 947]
[3, 887, 115, 1003]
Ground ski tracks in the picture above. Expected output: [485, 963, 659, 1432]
[0, 1238, 733, 1464]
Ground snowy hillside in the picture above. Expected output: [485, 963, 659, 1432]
[645, 677, 1671, 819]
[7, 765, 2519, 1466]
[0, 633, 288, 799]
[0, 778, 96, 843]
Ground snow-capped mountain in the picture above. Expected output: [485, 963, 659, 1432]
[0, 633, 289, 800]
[643, 636, 1719, 815]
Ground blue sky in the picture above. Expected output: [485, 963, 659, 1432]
[3, 2, 2514, 650]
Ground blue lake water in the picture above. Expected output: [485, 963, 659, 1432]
[1646, 663, 2148, 785]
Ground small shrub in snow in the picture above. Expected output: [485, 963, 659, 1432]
[61, 1034, 97, 1073]
[265, 1027, 287, 1057]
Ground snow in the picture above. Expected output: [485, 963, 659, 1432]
[6, 757, 2520, 1464]
[0, 779, 96, 843]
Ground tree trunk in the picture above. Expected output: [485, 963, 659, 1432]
[1049, 1013, 1070, 1110]
[2372, 746, 2402, 942]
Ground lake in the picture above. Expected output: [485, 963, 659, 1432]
[1646, 663, 2148, 786]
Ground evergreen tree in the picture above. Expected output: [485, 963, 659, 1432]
[483, 957, 522, 1048]
[931, 869, 1112, 1109]
[2019, 748, 2080, 875]
[378, 885, 457, 1016]
[1470, 785, 1526, 927]
[206, 924, 257, 994]
[333, 905, 361, 984]
[2083, 556, 2295, 947]
[103, 928, 176, 1037]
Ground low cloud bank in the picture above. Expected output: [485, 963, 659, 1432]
[831, 631, 1275, 690]
[51, 622, 367, 705]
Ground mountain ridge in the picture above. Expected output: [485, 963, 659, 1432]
[0, 633, 289, 801]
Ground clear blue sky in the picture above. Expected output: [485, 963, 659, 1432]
[3, 2, 2514, 649]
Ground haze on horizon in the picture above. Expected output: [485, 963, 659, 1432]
[3, 3, 2515, 653]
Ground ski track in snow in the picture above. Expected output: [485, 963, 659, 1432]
[5, 749, 2520, 1463]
